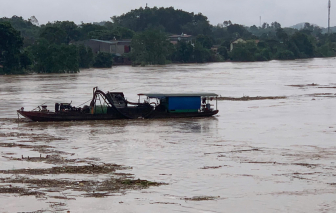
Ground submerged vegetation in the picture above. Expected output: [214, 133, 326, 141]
[0, 125, 166, 200]
[1, 7, 336, 74]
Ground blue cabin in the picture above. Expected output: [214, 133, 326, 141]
[137, 93, 218, 113]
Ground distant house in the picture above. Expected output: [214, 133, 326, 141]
[230, 38, 246, 52]
[230, 38, 260, 52]
[169, 33, 193, 45]
[79, 39, 132, 65]
[81, 39, 132, 56]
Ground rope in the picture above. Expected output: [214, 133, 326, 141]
[32, 102, 47, 111]
[77, 99, 91, 107]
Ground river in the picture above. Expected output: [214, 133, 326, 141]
[1, 58, 336, 212]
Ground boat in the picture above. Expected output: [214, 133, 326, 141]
[17, 87, 219, 122]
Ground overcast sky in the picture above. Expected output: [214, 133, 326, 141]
[1, 0, 335, 28]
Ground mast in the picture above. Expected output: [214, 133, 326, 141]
[328, 0, 331, 34]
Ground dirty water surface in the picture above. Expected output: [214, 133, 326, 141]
[1, 58, 336, 212]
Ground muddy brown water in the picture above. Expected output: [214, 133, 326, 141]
[1, 58, 336, 212]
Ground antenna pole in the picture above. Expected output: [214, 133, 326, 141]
[328, 0, 331, 34]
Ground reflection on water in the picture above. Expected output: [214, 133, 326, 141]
[1, 58, 336, 213]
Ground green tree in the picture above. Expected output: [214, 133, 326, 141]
[211, 25, 230, 42]
[20, 49, 32, 69]
[301, 23, 322, 36]
[52, 21, 80, 43]
[173, 41, 194, 62]
[88, 30, 119, 40]
[181, 13, 211, 35]
[223, 20, 232, 27]
[130, 30, 171, 65]
[227, 24, 252, 39]
[271, 22, 281, 29]
[249, 25, 259, 34]
[276, 28, 289, 42]
[31, 38, 79, 73]
[93, 52, 113, 68]
[217, 46, 229, 60]
[289, 32, 315, 58]
[0, 16, 40, 46]
[112, 7, 211, 35]
[262, 22, 270, 29]
[78, 45, 94, 68]
[316, 41, 336, 57]
[196, 34, 213, 49]
[112, 26, 135, 39]
[0, 22, 24, 74]
[39, 26, 67, 44]
[230, 42, 258, 62]
[193, 42, 211, 62]
[79, 23, 107, 40]
[275, 50, 295, 60]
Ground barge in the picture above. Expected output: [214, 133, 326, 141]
[17, 87, 219, 122]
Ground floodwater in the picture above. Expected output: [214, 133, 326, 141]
[1, 58, 336, 212]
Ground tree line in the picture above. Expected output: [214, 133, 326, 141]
[1, 7, 336, 74]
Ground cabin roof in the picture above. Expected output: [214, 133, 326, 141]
[90, 39, 118, 44]
[138, 93, 218, 98]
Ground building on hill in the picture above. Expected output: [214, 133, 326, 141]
[169, 33, 193, 45]
[230, 38, 246, 52]
[230, 38, 259, 52]
[79, 39, 132, 65]
[81, 39, 131, 56]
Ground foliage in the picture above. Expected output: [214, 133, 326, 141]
[211, 25, 230, 43]
[289, 32, 315, 58]
[88, 30, 118, 40]
[171, 40, 217, 63]
[86, 27, 134, 40]
[196, 34, 213, 49]
[93, 52, 113, 68]
[113, 26, 135, 39]
[193, 42, 212, 63]
[316, 42, 336, 57]
[276, 28, 289, 42]
[30, 39, 79, 73]
[172, 41, 194, 62]
[181, 13, 211, 35]
[78, 45, 94, 68]
[0, 22, 24, 74]
[112, 6, 211, 35]
[130, 30, 172, 65]
[0, 16, 40, 46]
[39, 26, 67, 44]
[300, 23, 322, 37]
[2, 7, 336, 74]
[49, 21, 81, 43]
[229, 41, 274, 62]
[217, 46, 229, 60]
[227, 24, 252, 39]
[20, 49, 33, 69]
[79, 23, 107, 40]
[275, 50, 295, 60]
[230, 42, 256, 62]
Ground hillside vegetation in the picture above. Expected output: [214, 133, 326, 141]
[1, 7, 336, 74]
